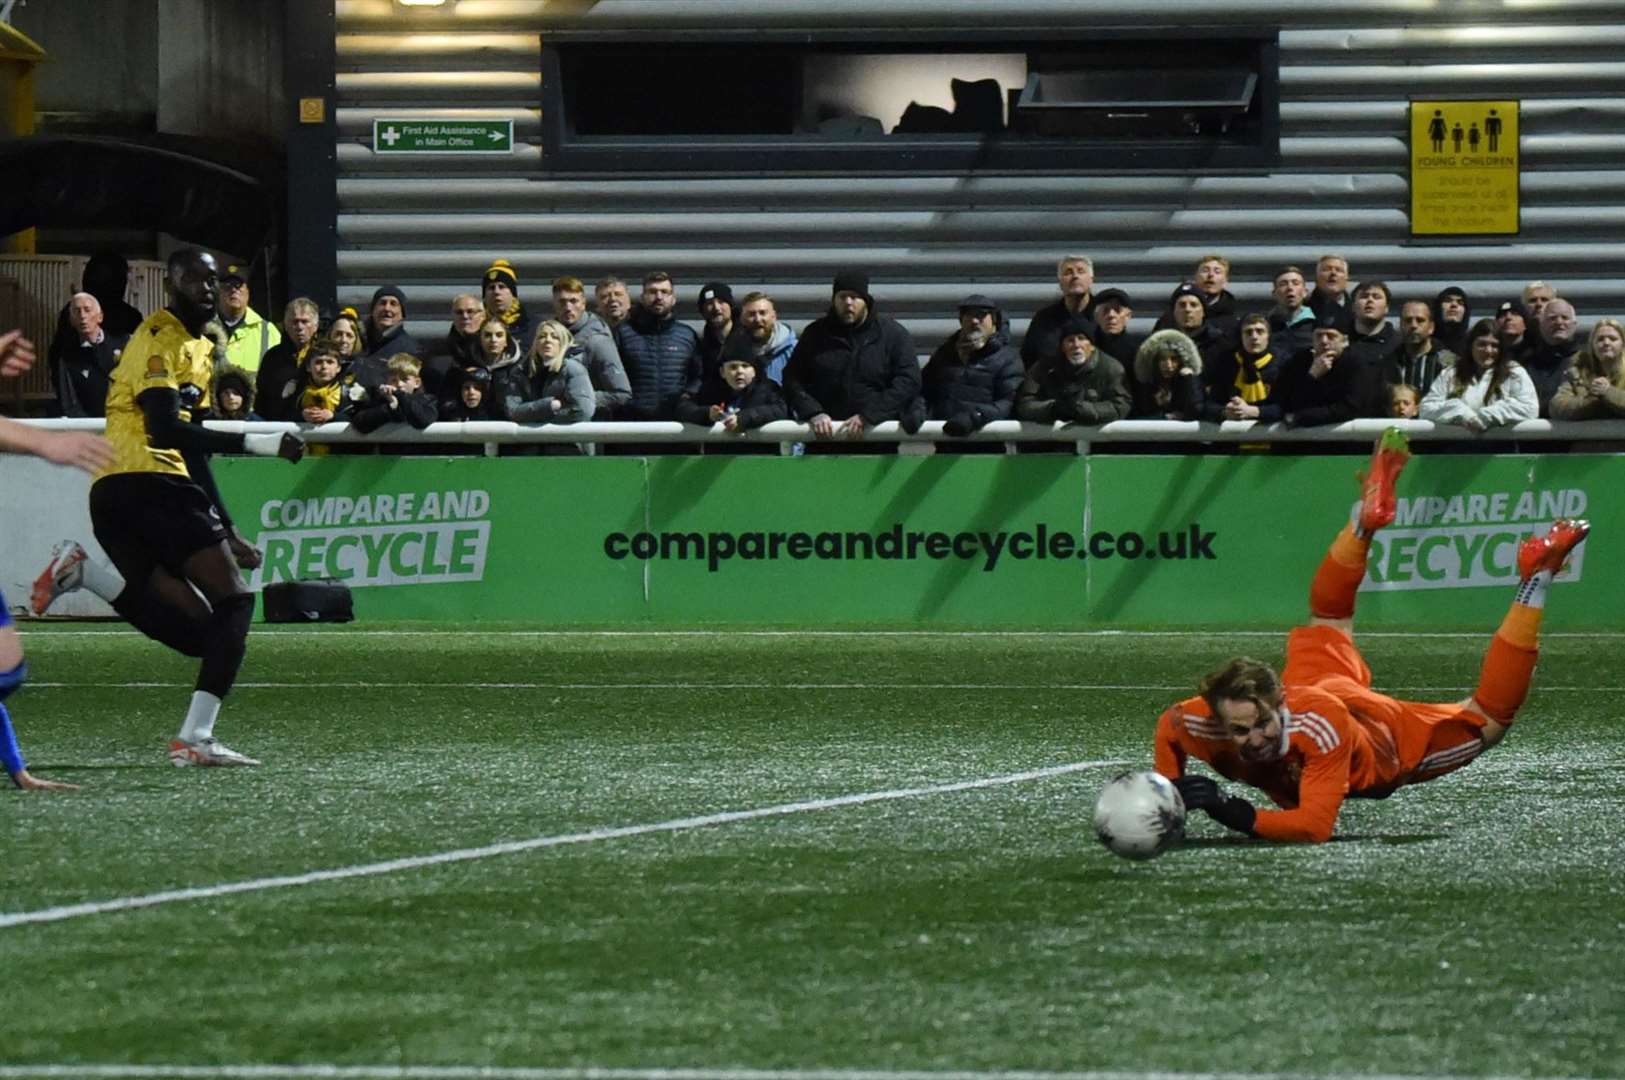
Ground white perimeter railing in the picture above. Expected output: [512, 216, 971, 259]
[14, 417, 1625, 455]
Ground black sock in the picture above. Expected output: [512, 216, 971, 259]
[196, 592, 255, 698]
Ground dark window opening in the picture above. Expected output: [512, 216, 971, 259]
[542, 31, 1279, 173]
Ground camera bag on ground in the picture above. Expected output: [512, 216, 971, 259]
[261, 578, 355, 623]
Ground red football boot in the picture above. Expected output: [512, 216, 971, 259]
[1517, 518, 1590, 579]
[1358, 427, 1411, 534]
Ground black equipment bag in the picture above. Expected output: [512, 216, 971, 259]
[261, 578, 355, 623]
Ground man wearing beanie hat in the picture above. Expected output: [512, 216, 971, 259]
[674, 329, 788, 452]
[358, 285, 421, 389]
[1155, 282, 1227, 365]
[482, 259, 536, 356]
[782, 271, 921, 448]
[916, 294, 1023, 444]
[1015, 312, 1131, 427]
[1278, 314, 1369, 428]
[695, 282, 736, 376]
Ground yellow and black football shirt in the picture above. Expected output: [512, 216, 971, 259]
[100, 309, 216, 480]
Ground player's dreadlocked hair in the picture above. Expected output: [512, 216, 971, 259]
[1199, 657, 1284, 718]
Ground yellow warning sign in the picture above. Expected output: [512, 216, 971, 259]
[1410, 99, 1519, 236]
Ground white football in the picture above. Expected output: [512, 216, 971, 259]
[1093, 770, 1186, 860]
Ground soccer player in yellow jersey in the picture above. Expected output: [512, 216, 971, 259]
[1, 328, 114, 790]
[36, 250, 304, 767]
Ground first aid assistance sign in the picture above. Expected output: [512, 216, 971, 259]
[373, 119, 513, 154]
[1409, 99, 1519, 236]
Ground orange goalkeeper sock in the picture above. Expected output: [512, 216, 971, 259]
[1472, 621, 1539, 723]
[1309, 525, 1370, 620]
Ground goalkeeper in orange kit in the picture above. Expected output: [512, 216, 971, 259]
[1152, 427, 1589, 843]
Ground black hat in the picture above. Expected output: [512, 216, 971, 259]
[1058, 314, 1095, 342]
[1168, 281, 1204, 306]
[220, 264, 248, 286]
[459, 365, 492, 389]
[1436, 285, 1468, 304]
[1094, 287, 1132, 310]
[697, 282, 735, 310]
[957, 293, 998, 315]
[371, 285, 407, 312]
[1496, 299, 1528, 320]
[832, 270, 872, 305]
[483, 259, 519, 293]
[718, 330, 760, 367]
[1314, 311, 1349, 333]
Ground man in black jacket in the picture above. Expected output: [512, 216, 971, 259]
[1021, 255, 1097, 369]
[1344, 280, 1400, 414]
[1280, 318, 1378, 428]
[1091, 288, 1142, 370]
[359, 285, 420, 383]
[1307, 254, 1353, 332]
[1529, 299, 1582, 415]
[419, 294, 487, 399]
[1268, 266, 1317, 361]
[54, 293, 125, 417]
[918, 294, 1024, 442]
[783, 271, 921, 444]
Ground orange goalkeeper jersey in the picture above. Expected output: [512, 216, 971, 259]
[1153, 685, 1415, 843]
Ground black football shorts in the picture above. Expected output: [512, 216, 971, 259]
[89, 472, 230, 584]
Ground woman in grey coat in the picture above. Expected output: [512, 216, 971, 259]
[510, 320, 596, 425]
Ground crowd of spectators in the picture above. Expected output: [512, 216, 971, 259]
[38, 252, 1625, 450]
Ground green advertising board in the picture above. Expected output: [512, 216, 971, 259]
[214, 453, 1620, 630]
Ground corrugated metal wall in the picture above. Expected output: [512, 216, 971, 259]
[332, 0, 1625, 350]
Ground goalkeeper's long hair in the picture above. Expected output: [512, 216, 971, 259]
[1199, 657, 1284, 718]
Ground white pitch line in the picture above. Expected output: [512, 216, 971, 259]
[23, 680, 1619, 693]
[0, 1066, 1599, 1080]
[26, 680, 1192, 691]
[0, 758, 1126, 930]
[24, 627, 1625, 639]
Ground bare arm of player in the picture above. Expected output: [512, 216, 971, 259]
[0, 416, 115, 474]
[0, 329, 115, 473]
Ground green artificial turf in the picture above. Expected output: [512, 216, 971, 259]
[2, 624, 1621, 1078]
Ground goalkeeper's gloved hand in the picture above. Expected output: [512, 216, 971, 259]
[1173, 775, 1258, 836]
[277, 432, 306, 463]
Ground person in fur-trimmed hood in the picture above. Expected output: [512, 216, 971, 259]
[211, 363, 260, 421]
[1132, 328, 1204, 421]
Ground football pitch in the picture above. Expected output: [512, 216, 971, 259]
[3, 624, 1621, 1080]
